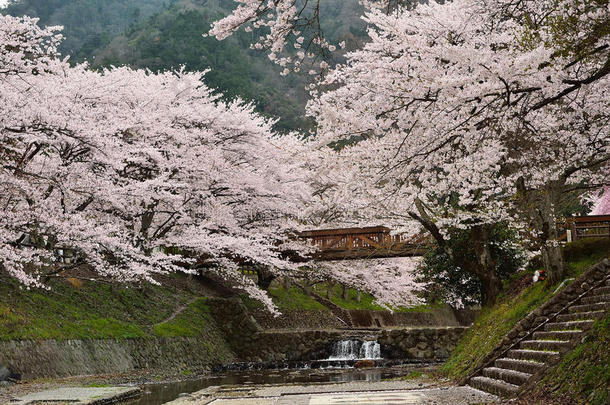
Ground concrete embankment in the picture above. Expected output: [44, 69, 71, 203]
[0, 337, 234, 380]
[0, 296, 473, 380]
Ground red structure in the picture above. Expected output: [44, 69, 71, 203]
[559, 215, 610, 242]
[299, 226, 431, 260]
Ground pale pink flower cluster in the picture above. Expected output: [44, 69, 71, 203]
[0, 15, 317, 313]
[592, 187, 610, 215]
[313, 257, 425, 308]
[304, 0, 610, 238]
[209, 0, 339, 74]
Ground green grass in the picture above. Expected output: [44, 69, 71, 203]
[0, 275, 214, 340]
[239, 286, 328, 311]
[442, 279, 556, 379]
[269, 286, 328, 311]
[239, 281, 438, 313]
[312, 283, 437, 312]
[315, 284, 386, 311]
[564, 238, 610, 276]
[153, 299, 213, 337]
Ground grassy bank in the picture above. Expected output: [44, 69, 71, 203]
[0, 273, 222, 341]
[442, 238, 610, 386]
[442, 277, 557, 378]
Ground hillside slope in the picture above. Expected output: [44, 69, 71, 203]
[2, 0, 171, 60]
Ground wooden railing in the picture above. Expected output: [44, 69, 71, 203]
[302, 215, 610, 261]
[299, 226, 431, 260]
[559, 215, 610, 242]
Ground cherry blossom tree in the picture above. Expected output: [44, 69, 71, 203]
[592, 187, 610, 215]
[209, 0, 415, 75]
[1, 14, 317, 313]
[213, 0, 609, 289]
[303, 0, 609, 287]
[311, 257, 425, 308]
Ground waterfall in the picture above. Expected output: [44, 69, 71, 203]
[327, 340, 381, 360]
[359, 340, 381, 360]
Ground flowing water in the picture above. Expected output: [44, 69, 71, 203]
[122, 338, 409, 405]
[327, 339, 381, 360]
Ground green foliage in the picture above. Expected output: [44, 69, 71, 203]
[564, 238, 610, 264]
[416, 225, 526, 306]
[3, 0, 172, 60]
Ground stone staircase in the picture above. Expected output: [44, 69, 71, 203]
[468, 267, 610, 398]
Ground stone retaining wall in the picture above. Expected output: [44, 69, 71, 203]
[0, 337, 235, 379]
[379, 327, 469, 360]
[238, 327, 469, 363]
[240, 330, 344, 362]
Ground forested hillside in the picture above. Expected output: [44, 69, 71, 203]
[2, 0, 365, 132]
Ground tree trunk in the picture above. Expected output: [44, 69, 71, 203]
[470, 224, 502, 306]
[516, 179, 566, 283]
[342, 284, 349, 300]
[303, 282, 312, 296]
[542, 242, 565, 284]
[282, 276, 291, 291]
[326, 282, 334, 299]
[478, 269, 502, 306]
[356, 291, 362, 303]
[538, 187, 566, 283]
[255, 267, 275, 290]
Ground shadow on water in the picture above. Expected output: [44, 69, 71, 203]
[123, 364, 438, 405]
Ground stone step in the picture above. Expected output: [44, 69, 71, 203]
[569, 302, 610, 314]
[495, 358, 546, 375]
[469, 376, 519, 397]
[507, 349, 559, 363]
[580, 294, 610, 305]
[533, 330, 583, 341]
[556, 310, 606, 322]
[544, 320, 593, 331]
[520, 339, 572, 352]
[482, 367, 532, 385]
[593, 285, 610, 296]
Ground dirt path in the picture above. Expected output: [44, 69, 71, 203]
[156, 297, 199, 325]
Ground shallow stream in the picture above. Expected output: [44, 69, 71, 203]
[123, 364, 438, 405]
